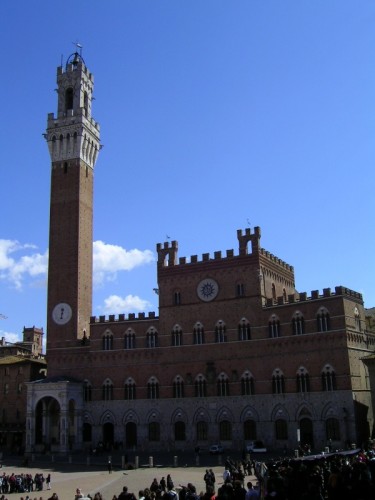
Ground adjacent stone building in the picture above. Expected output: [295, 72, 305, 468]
[0, 328, 46, 451]
[25, 53, 375, 456]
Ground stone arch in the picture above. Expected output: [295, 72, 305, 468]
[100, 410, 116, 426]
[193, 407, 211, 423]
[296, 404, 316, 421]
[170, 408, 188, 423]
[216, 406, 234, 423]
[123, 410, 140, 425]
[240, 406, 260, 422]
[321, 403, 340, 421]
[271, 404, 290, 421]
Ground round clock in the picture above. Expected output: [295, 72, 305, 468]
[197, 278, 219, 302]
[52, 302, 72, 325]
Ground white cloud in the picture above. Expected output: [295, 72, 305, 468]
[0, 330, 21, 344]
[0, 239, 154, 289]
[93, 240, 154, 286]
[0, 239, 48, 289]
[102, 294, 153, 314]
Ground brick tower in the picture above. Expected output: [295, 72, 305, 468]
[45, 52, 100, 360]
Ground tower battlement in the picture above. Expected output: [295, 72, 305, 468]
[57, 58, 94, 83]
[265, 286, 363, 307]
[156, 227, 292, 268]
[260, 248, 294, 272]
[90, 312, 158, 324]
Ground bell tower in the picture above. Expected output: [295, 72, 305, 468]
[45, 52, 100, 357]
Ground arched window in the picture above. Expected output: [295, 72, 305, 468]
[193, 322, 205, 345]
[269, 316, 280, 338]
[102, 379, 113, 401]
[219, 420, 232, 440]
[124, 378, 136, 400]
[236, 283, 245, 297]
[196, 421, 208, 440]
[174, 421, 186, 441]
[241, 372, 255, 396]
[195, 375, 207, 397]
[124, 329, 135, 349]
[275, 419, 288, 440]
[217, 373, 229, 397]
[147, 328, 158, 348]
[84, 91, 88, 116]
[172, 325, 183, 346]
[148, 422, 160, 441]
[174, 291, 181, 305]
[238, 318, 251, 341]
[243, 419, 257, 440]
[326, 418, 340, 440]
[83, 380, 92, 402]
[292, 312, 305, 335]
[65, 87, 73, 110]
[147, 377, 159, 399]
[272, 370, 285, 394]
[322, 365, 336, 391]
[296, 367, 310, 393]
[272, 283, 276, 300]
[173, 376, 184, 398]
[215, 320, 226, 343]
[317, 308, 330, 332]
[354, 307, 361, 332]
[102, 332, 113, 350]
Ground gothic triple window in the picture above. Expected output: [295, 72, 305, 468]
[102, 379, 113, 401]
[317, 308, 330, 332]
[241, 371, 255, 396]
[217, 373, 229, 397]
[172, 325, 183, 346]
[124, 378, 136, 400]
[147, 377, 159, 399]
[147, 328, 158, 348]
[292, 312, 305, 335]
[238, 318, 251, 341]
[193, 323, 205, 345]
[272, 370, 285, 394]
[269, 316, 280, 338]
[102, 331, 113, 350]
[215, 320, 226, 343]
[124, 329, 135, 349]
[195, 375, 207, 397]
[173, 376, 184, 398]
[296, 367, 310, 393]
[322, 365, 336, 391]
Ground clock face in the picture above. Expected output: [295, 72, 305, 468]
[197, 278, 219, 302]
[52, 303, 72, 325]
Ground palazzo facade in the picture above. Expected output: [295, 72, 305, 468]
[25, 53, 375, 455]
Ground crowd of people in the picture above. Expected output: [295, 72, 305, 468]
[0, 473, 51, 495]
[2, 449, 375, 500]
[258, 449, 375, 500]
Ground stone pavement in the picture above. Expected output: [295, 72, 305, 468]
[0, 461, 258, 500]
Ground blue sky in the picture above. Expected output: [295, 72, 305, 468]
[1, 1, 374, 346]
